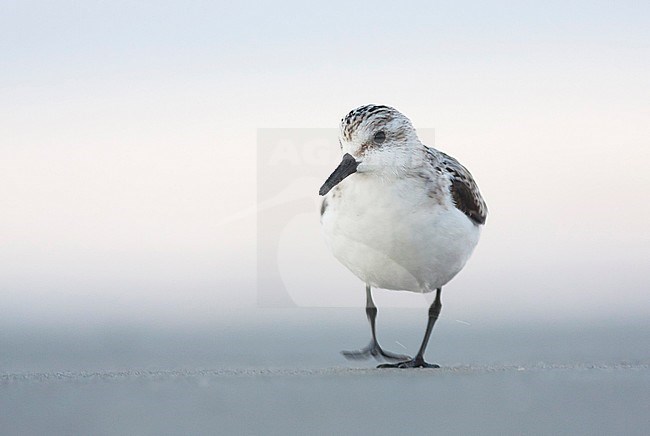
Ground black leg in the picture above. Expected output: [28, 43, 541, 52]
[378, 288, 442, 369]
[341, 285, 411, 362]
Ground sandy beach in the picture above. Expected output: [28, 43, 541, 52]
[2, 312, 648, 435]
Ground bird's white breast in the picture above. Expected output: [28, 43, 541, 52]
[321, 174, 480, 293]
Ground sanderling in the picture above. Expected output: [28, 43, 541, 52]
[319, 104, 487, 368]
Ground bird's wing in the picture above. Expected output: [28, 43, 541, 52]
[439, 152, 487, 225]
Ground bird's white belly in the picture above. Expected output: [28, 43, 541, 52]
[321, 177, 480, 293]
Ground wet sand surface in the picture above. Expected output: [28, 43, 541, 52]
[2, 313, 649, 435]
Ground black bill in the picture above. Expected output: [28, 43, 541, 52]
[319, 153, 359, 196]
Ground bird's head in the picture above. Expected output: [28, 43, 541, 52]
[319, 104, 423, 196]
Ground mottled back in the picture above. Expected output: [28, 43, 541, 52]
[438, 151, 487, 225]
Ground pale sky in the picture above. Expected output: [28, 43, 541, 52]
[1, 0, 649, 325]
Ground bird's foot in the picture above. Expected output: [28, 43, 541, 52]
[377, 356, 440, 369]
[341, 341, 411, 362]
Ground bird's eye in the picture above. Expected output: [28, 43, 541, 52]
[373, 131, 386, 144]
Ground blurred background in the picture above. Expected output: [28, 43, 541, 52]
[1, 0, 649, 335]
